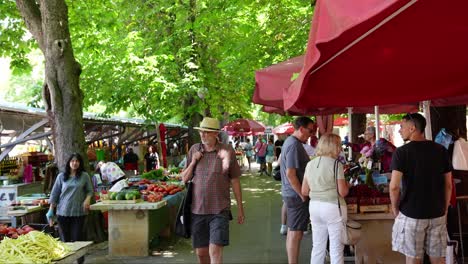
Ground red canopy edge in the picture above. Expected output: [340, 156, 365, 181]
[223, 118, 265, 136]
[283, 0, 468, 111]
[253, 56, 304, 108]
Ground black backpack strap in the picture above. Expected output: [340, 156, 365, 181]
[334, 159, 343, 217]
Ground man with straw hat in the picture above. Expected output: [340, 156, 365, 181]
[181, 117, 245, 264]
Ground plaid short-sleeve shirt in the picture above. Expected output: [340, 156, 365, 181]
[186, 142, 241, 215]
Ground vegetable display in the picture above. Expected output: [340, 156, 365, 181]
[108, 190, 141, 201]
[0, 224, 35, 240]
[0, 231, 70, 263]
[141, 168, 165, 180]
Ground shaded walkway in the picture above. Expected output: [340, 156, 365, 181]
[85, 163, 313, 263]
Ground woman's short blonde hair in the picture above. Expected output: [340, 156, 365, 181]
[314, 133, 342, 158]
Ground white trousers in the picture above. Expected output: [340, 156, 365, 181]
[309, 200, 346, 264]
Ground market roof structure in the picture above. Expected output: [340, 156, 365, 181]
[0, 102, 187, 161]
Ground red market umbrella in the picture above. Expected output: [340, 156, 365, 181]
[284, 0, 468, 111]
[333, 117, 349, 127]
[253, 56, 303, 109]
[273, 123, 295, 135]
[255, 56, 418, 115]
[223, 118, 265, 136]
[261, 100, 418, 116]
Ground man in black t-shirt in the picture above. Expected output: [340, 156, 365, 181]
[123, 147, 139, 174]
[389, 113, 452, 263]
[274, 136, 285, 159]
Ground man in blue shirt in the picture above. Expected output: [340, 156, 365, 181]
[280, 116, 315, 264]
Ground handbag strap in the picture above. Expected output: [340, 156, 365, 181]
[188, 143, 203, 182]
[334, 159, 343, 217]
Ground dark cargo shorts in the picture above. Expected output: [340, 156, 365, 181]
[191, 210, 231, 248]
[283, 195, 310, 231]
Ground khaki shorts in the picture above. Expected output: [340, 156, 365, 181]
[392, 213, 447, 258]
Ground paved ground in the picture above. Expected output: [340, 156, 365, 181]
[84, 162, 315, 263]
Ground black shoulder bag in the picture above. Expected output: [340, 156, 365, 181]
[273, 164, 281, 181]
[175, 144, 202, 238]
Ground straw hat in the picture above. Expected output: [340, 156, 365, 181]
[194, 117, 220, 132]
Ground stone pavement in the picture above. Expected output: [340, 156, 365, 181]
[83, 162, 318, 263]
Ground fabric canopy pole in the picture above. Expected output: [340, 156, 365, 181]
[347, 107, 353, 143]
[347, 107, 353, 161]
[375, 106, 380, 140]
[423, 101, 432, 140]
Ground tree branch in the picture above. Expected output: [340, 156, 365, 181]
[15, 0, 45, 52]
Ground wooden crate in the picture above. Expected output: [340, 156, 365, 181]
[360, 204, 389, 213]
[347, 204, 358, 214]
[102, 199, 143, 204]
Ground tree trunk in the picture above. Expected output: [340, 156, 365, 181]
[430, 105, 467, 140]
[16, 0, 106, 243]
[351, 113, 367, 143]
[187, 112, 203, 147]
[16, 0, 88, 172]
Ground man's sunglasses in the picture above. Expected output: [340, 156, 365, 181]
[302, 126, 315, 134]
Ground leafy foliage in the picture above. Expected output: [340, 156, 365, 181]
[2, 0, 313, 126]
[0, 0, 36, 75]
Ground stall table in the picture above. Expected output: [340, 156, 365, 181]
[90, 191, 185, 257]
[54, 241, 93, 263]
[349, 213, 404, 264]
[0, 183, 43, 222]
[7, 205, 46, 227]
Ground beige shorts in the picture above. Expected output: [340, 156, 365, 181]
[392, 212, 447, 258]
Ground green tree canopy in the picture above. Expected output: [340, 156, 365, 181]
[1, 0, 313, 126]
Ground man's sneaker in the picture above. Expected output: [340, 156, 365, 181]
[280, 225, 287, 235]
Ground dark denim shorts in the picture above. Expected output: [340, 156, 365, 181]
[191, 210, 231, 248]
[283, 195, 310, 231]
[256, 156, 266, 164]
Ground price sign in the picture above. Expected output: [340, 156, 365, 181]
[0, 189, 16, 205]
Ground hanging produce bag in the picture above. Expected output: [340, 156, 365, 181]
[452, 138, 468, 171]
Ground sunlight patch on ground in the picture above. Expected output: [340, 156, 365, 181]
[243, 188, 276, 192]
[152, 250, 178, 258]
[231, 199, 248, 205]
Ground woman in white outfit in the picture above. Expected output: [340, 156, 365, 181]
[302, 133, 349, 264]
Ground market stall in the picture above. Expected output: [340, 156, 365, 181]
[349, 213, 404, 263]
[0, 182, 43, 223]
[90, 185, 185, 257]
[251, 1, 468, 262]
[341, 160, 400, 263]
